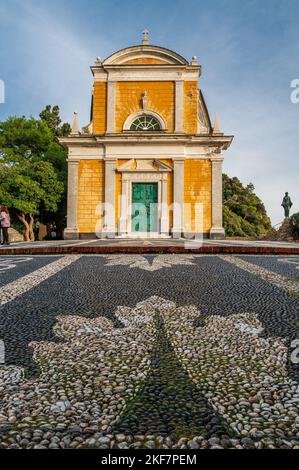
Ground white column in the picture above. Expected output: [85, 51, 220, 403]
[172, 159, 185, 238]
[175, 80, 184, 133]
[160, 174, 169, 236]
[210, 158, 225, 239]
[64, 159, 79, 240]
[103, 159, 116, 237]
[119, 175, 129, 235]
[106, 81, 116, 133]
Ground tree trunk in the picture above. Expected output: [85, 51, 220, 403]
[29, 213, 35, 241]
[18, 213, 30, 242]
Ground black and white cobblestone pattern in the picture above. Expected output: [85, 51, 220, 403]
[0, 255, 298, 449]
[219, 255, 299, 298]
[238, 255, 299, 281]
[0, 256, 62, 288]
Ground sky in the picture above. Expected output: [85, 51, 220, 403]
[0, 0, 298, 224]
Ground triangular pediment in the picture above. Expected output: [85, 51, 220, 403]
[103, 45, 189, 66]
[154, 160, 172, 171]
[117, 159, 135, 171]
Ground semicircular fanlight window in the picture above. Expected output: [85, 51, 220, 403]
[130, 115, 162, 131]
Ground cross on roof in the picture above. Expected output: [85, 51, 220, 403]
[142, 29, 150, 45]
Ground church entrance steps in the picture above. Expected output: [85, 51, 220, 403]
[0, 240, 299, 256]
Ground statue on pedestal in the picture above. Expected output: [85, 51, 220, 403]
[281, 192, 293, 218]
[142, 91, 148, 111]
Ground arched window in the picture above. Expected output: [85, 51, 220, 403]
[130, 115, 162, 131]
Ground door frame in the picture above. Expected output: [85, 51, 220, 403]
[118, 170, 170, 238]
[130, 181, 160, 236]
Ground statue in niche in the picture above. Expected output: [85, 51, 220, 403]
[142, 91, 148, 111]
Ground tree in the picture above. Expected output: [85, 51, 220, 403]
[0, 116, 64, 240]
[290, 213, 299, 238]
[39, 105, 70, 238]
[223, 174, 272, 237]
[40, 105, 71, 138]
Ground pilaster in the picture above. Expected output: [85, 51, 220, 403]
[106, 81, 116, 133]
[175, 80, 184, 133]
[210, 157, 225, 239]
[103, 159, 116, 237]
[172, 158, 185, 238]
[119, 176, 129, 235]
[64, 159, 79, 240]
[160, 174, 169, 235]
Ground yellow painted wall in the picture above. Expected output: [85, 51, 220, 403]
[93, 82, 107, 134]
[115, 173, 122, 229]
[115, 81, 175, 132]
[77, 160, 104, 233]
[92, 80, 199, 135]
[76, 159, 212, 234]
[184, 160, 211, 233]
[184, 82, 199, 134]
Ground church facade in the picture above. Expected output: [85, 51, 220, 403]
[61, 33, 233, 240]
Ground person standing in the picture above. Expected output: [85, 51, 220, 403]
[0, 206, 11, 245]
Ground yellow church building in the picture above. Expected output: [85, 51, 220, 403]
[61, 32, 233, 240]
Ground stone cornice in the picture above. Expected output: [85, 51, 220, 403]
[97, 65, 200, 72]
[60, 134, 233, 150]
[59, 136, 99, 147]
[92, 68, 201, 82]
[99, 134, 233, 146]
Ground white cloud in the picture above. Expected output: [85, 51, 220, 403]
[1, 0, 113, 125]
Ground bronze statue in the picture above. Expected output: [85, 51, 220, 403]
[281, 192, 293, 218]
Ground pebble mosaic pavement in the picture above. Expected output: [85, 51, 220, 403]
[0, 254, 298, 450]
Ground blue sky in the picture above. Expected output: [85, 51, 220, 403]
[0, 0, 298, 223]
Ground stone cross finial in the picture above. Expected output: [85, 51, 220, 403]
[142, 29, 150, 45]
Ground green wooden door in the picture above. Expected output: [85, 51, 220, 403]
[132, 183, 158, 233]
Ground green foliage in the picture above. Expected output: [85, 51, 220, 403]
[39, 106, 69, 235]
[223, 174, 272, 237]
[0, 117, 53, 160]
[40, 105, 71, 138]
[290, 213, 299, 238]
[0, 160, 63, 215]
[43, 141, 68, 182]
[0, 110, 68, 232]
